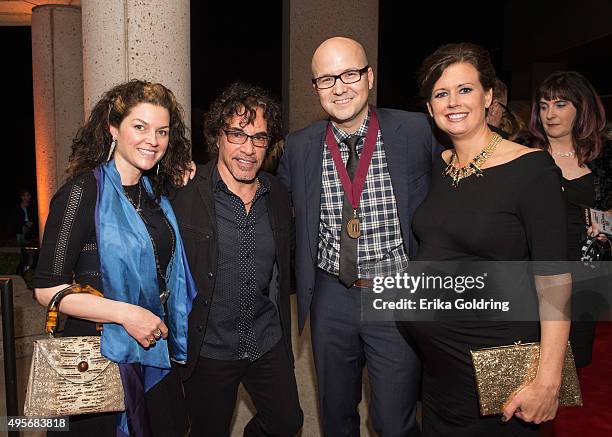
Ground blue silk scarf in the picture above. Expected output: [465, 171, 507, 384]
[93, 161, 196, 435]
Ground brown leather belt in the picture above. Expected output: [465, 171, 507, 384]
[353, 278, 374, 289]
[318, 269, 374, 289]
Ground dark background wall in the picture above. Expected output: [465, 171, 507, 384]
[2, 0, 611, 240]
[1, 26, 36, 240]
[190, 1, 283, 163]
[377, 1, 506, 111]
[503, 0, 612, 113]
[377, 0, 612, 114]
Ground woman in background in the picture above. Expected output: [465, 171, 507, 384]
[529, 71, 611, 368]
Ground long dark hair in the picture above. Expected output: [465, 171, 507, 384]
[529, 71, 606, 165]
[67, 80, 192, 198]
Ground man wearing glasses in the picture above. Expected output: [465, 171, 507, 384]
[171, 82, 303, 436]
[278, 37, 441, 436]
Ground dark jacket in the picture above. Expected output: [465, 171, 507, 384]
[170, 160, 294, 380]
[277, 107, 443, 332]
[589, 138, 612, 211]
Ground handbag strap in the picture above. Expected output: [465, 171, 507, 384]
[45, 284, 104, 336]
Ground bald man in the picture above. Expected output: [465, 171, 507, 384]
[278, 37, 442, 436]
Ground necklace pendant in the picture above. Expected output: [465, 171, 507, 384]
[160, 289, 170, 305]
[470, 162, 484, 176]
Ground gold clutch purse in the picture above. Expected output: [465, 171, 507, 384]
[24, 285, 125, 417]
[470, 341, 582, 416]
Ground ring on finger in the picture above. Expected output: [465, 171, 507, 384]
[153, 328, 162, 340]
[147, 337, 156, 346]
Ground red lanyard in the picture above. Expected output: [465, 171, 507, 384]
[324, 108, 379, 210]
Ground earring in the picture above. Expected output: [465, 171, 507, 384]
[156, 162, 160, 176]
[107, 138, 117, 162]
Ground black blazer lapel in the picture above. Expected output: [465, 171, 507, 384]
[266, 182, 280, 257]
[377, 108, 410, 220]
[304, 124, 326, 264]
[196, 161, 218, 242]
[376, 110, 411, 248]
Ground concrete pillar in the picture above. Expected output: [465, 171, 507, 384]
[81, 0, 191, 133]
[283, 0, 379, 132]
[31, 5, 83, 238]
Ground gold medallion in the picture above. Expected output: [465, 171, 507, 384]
[347, 216, 361, 239]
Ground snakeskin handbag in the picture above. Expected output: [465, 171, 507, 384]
[24, 285, 125, 417]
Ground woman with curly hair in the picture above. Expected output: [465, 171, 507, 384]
[529, 71, 611, 369]
[34, 80, 196, 437]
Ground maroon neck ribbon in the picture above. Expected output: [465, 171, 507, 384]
[325, 107, 380, 210]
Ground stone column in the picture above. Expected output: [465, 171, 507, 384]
[81, 0, 191, 132]
[283, 0, 379, 132]
[31, 5, 83, 237]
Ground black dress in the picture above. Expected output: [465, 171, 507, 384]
[398, 152, 567, 436]
[562, 173, 603, 368]
[34, 172, 188, 437]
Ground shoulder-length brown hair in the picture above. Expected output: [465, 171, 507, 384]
[528, 71, 606, 165]
[67, 80, 192, 198]
[417, 42, 497, 100]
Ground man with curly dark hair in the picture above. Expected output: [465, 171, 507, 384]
[171, 82, 303, 436]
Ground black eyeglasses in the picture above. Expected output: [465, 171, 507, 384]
[222, 129, 270, 148]
[312, 65, 370, 90]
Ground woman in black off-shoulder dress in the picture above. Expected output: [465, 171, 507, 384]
[397, 43, 571, 437]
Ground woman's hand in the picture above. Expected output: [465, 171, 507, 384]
[503, 274, 569, 425]
[34, 286, 169, 348]
[118, 304, 169, 348]
[181, 161, 196, 186]
[502, 378, 560, 423]
[587, 224, 609, 242]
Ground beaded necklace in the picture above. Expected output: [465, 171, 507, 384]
[443, 133, 503, 187]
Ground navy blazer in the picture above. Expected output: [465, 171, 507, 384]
[277, 107, 442, 332]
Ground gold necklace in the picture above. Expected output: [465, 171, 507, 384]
[443, 133, 503, 187]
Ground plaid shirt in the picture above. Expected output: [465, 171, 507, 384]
[317, 111, 409, 278]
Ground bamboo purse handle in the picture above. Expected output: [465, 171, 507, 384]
[45, 284, 104, 336]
